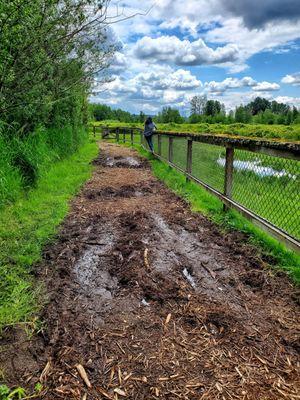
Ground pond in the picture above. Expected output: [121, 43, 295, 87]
[217, 157, 297, 180]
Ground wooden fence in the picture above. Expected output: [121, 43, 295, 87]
[93, 125, 300, 253]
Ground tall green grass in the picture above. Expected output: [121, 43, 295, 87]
[0, 125, 88, 207]
[0, 139, 98, 330]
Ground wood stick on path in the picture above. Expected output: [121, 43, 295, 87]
[76, 364, 92, 388]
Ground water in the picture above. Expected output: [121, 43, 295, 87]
[141, 298, 150, 306]
[217, 157, 296, 180]
[183, 267, 196, 289]
[106, 156, 140, 167]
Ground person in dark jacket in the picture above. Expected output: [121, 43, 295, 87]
[143, 117, 157, 152]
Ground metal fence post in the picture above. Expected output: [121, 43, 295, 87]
[168, 137, 173, 164]
[186, 139, 193, 182]
[123, 128, 126, 143]
[131, 128, 134, 146]
[158, 135, 162, 156]
[223, 146, 234, 211]
[116, 127, 119, 143]
[93, 125, 96, 137]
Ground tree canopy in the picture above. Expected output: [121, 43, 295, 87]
[0, 0, 114, 135]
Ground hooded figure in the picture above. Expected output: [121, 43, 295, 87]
[143, 117, 157, 152]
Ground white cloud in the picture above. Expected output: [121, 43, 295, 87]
[134, 35, 240, 66]
[109, 52, 128, 73]
[282, 72, 300, 86]
[252, 82, 280, 91]
[92, 1, 300, 114]
[274, 96, 300, 107]
[162, 90, 184, 104]
[134, 68, 202, 90]
[205, 77, 279, 93]
[205, 18, 300, 66]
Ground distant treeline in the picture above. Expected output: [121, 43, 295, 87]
[91, 96, 300, 126]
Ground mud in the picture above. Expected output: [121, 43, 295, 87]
[0, 142, 299, 400]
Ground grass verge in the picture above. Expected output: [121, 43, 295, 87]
[0, 141, 98, 330]
[130, 143, 300, 285]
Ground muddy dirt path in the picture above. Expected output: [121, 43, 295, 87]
[1, 142, 299, 399]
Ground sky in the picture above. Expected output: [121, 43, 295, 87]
[91, 0, 300, 115]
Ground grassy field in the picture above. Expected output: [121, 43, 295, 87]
[0, 140, 98, 330]
[94, 120, 300, 142]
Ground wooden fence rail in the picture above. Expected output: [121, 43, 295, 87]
[92, 125, 300, 253]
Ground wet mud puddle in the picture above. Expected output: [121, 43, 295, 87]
[74, 227, 118, 311]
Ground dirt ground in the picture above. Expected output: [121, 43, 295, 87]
[1, 142, 299, 400]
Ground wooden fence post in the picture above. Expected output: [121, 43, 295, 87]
[93, 125, 96, 137]
[158, 135, 162, 156]
[168, 137, 173, 164]
[186, 139, 193, 182]
[131, 129, 134, 146]
[140, 129, 143, 144]
[116, 127, 119, 143]
[123, 128, 126, 143]
[224, 146, 234, 211]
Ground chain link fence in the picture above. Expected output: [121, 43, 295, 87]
[96, 126, 300, 252]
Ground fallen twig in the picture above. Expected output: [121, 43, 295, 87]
[76, 364, 92, 388]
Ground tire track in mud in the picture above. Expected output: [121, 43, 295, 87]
[1, 142, 299, 399]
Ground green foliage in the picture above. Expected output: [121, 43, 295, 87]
[0, 385, 26, 400]
[0, 127, 88, 206]
[0, 140, 98, 330]
[204, 100, 222, 116]
[0, 0, 113, 134]
[0, 1, 113, 206]
[156, 107, 184, 123]
[0, 382, 43, 399]
[188, 96, 299, 125]
[90, 104, 139, 123]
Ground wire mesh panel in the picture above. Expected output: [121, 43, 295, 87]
[232, 149, 300, 240]
[160, 135, 169, 160]
[191, 141, 225, 193]
[130, 129, 138, 144]
[172, 137, 187, 171]
[153, 134, 159, 153]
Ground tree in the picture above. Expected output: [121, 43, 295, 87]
[235, 105, 252, 123]
[0, 0, 116, 135]
[159, 107, 184, 123]
[139, 111, 146, 123]
[190, 95, 207, 116]
[248, 97, 271, 115]
[292, 106, 299, 122]
[204, 100, 222, 116]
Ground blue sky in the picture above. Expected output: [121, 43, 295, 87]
[91, 0, 300, 114]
